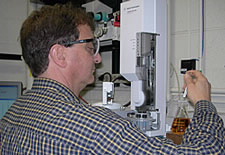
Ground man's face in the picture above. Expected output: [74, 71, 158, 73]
[66, 24, 102, 90]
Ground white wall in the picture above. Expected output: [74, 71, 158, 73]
[169, 0, 225, 93]
[168, 0, 225, 124]
[0, 0, 42, 89]
[0, 0, 28, 86]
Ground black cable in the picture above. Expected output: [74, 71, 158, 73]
[98, 72, 112, 82]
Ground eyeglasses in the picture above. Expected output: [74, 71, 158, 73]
[62, 38, 100, 56]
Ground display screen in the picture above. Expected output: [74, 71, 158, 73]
[0, 82, 22, 119]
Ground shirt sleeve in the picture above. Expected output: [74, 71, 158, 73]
[168, 100, 225, 154]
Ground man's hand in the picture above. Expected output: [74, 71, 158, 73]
[183, 70, 211, 105]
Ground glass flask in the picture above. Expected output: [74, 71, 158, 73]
[171, 103, 190, 135]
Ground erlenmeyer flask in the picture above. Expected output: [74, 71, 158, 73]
[171, 103, 190, 135]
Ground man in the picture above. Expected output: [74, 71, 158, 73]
[0, 3, 224, 154]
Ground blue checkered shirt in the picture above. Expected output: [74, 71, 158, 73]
[0, 78, 224, 154]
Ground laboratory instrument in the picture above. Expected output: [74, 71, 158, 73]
[83, 0, 168, 137]
[120, 0, 168, 136]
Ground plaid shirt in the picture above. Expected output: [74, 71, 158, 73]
[0, 78, 224, 154]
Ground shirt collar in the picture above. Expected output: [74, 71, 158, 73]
[32, 77, 80, 103]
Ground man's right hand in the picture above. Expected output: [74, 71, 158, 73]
[183, 70, 211, 105]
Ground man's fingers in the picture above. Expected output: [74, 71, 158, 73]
[184, 71, 194, 85]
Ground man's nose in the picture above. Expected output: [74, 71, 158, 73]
[94, 53, 102, 63]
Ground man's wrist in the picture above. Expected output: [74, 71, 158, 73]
[194, 100, 217, 114]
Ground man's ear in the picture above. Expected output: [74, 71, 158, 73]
[49, 44, 67, 68]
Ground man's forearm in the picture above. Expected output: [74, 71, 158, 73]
[182, 100, 225, 153]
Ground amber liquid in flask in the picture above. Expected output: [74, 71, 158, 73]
[171, 104, 190, 135]
[171, 117, 190, 135]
